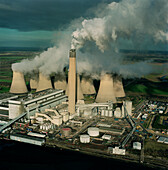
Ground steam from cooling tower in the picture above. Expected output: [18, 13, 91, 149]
[71, 0, 168, 51]
[11, 0, 168, 78]
[12, 34, 70, 76]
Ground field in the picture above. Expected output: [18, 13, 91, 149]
[144, 139, 168, 158]
[125, 78, 168, 96]
[0, 51, 41, 93]
[152, 114, 168, 129]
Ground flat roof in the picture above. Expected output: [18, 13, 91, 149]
[10, 89, 63, 102]
[99, 127, 124, 133]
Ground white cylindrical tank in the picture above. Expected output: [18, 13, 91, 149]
[42, 124, 46, 130]
[80, 135, 90, 143]
[53, 115, 63, 126]
[60, 112, 69, 122]
[105, 110, 109, 117]
[109, 110, 113, 117]
[46, 126, 49, 131]
[62, 128, 71, 137]
[101, 110, 105, 116]
[88, 127, 99, 137]
[114, 107, 122, 118]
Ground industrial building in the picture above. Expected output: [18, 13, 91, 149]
[1, 89, 67, 119]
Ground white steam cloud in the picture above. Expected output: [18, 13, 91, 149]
[12, 0, 168, 78]
[71, 0, 168, 51]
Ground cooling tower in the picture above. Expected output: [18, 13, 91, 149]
[30, 78, 38, 89]
[96, 73, 116, 103]
[65, 84, 69, 95]
[113, 76, 125, 97]
[68, 49, 76, 115]
[10, 71, 28, 94]
[81, 77, 96, 95]
[36, 73, 52, 92]
[77, 74, 84, 101]
[54, 76, 67, 91]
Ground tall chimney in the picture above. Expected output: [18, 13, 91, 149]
[77, 74, 84, 101]
[68, 49, 76, 115]
[10, 71, 28, 94]
[113, 75, 125, 97]
[81, 77, 96, 95]
[96, 73, 116, 103]
[36, 73, 52, 92]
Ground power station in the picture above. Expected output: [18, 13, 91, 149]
[8, 49, 127, 118]
[1, 49, 158, 168]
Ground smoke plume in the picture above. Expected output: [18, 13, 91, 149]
[12, 0, 168, 78]
[71, 0, 168, 51]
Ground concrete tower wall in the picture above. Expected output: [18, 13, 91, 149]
[30, 79, 38, 89]
[77, 74, 84, 101]
[10, 71, 28, 94]
[124, 101, 132, 116]
[96, 74, 116, 103]
[54, 79, 67, 91]
[68, 49, 76, 115]
[81, 77, 96, 94]
[113, 76, 125, 97]
[36, 73, 52, 92]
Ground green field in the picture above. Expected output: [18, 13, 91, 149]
[152, 114, 168, 129]
[144, 139, 168, 158]
[0, 87, 10, 93]
[125, 79, 168, 96]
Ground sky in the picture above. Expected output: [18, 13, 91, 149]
[0, 0, 113, 48]
[5, 0, 168, 78]
[0, 0, 167, 52]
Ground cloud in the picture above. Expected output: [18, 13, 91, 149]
[11, 0, 168, 79]
[0, 0, 113, 31]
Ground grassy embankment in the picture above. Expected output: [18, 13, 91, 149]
[144, 139, 168, 158]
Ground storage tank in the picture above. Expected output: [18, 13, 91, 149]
[109, 110, 113, 117]
[40, 124, 43, 130]
[62, 128, 71, 137]
[101, 110, 105, 116]
[96, 73, 116, 103]
[114, 107, 122, 118]
[60, 112, 69, 122]
[88, 127, 99, 137]
[10, 71, 28, 94]
[53, 115, 63, 126]
[80, 134, 90, 143]
[105, 110, 109, 117]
